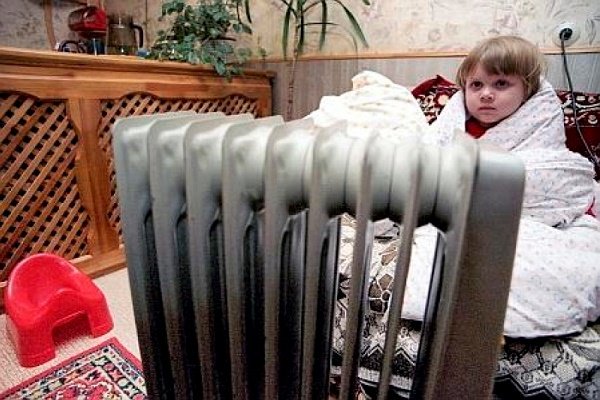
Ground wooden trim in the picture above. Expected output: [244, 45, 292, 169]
[260, 46, 600, 63]
[0, 47, 276, 78]
[68, 98, 119, 255]
[42, 0, 56, 50]
[0, 78, 272, 102]
[73, 247, 126, 278]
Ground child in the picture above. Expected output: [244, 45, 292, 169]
[308, 41, 600, 339]
[457, 35, 543, 138]
[433, 35, 596, 227]
[425, 35, 600, 338]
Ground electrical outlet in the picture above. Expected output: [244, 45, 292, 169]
[552, 22, 580, 47]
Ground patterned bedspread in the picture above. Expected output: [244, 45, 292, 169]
[330, 215, 600, 399]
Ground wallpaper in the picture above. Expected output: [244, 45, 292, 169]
[1, 0, 598, 59]
[245, 0, 600, 58]
[0, 0, 76, 50]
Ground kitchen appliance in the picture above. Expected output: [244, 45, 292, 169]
[106, 13, 144, 56]
[57, 38, 104, 55]
[60, 6, 107, 55]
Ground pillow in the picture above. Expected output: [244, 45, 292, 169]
[556, 90, 600, 178]
[410, 75, 459, 123]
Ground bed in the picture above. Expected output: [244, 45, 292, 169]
[327, 75, 600, 399]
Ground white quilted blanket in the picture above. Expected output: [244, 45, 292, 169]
[310, 70, 600, 337]
[432, 79, 596, 227]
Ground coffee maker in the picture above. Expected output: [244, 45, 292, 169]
[106, 13, 144, 56]
[59, 6, 107, 54]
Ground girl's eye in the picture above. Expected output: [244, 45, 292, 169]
[469, 81, 483, 89]
[495, 80, 509, 88]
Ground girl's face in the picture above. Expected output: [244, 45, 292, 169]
[464, 64, 526, 127]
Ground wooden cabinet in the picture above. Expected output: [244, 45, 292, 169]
[0, 47, 273, 306]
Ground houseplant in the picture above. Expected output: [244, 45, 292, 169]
[146, 0, 253, 78]
[276, 0, 371, 119]
[224, 0, 370, 118]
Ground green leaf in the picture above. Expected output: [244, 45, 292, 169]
[319, 0, 328, 50]
[297, 5, 305, 54]
[331, 0, 369, 47]
[244, 0, 252, 23]
[282, 6, 293, 59]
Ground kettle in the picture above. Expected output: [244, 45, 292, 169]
[106, 14, 144, 56]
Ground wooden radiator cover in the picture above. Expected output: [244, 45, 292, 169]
[0, 47, 274, 307]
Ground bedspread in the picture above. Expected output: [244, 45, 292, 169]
[332, 214, 600, 399]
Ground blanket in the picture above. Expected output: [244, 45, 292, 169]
[430, 79, 600, 336]
[310, 71, 600, 338]
[431, 79, 596, 227]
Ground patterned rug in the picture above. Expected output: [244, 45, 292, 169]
[0, 338, 146, 400]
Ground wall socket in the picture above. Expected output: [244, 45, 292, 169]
[552, 22, 580, 47]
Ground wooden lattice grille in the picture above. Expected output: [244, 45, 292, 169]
[1, 93, 91, 280]
[98, 93, 260, 238]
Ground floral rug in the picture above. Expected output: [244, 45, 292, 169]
[0, 338, 146, 400]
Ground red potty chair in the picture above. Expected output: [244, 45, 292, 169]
[4, 253, 113, 367]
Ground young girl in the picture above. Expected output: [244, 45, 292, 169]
[430, 35, 600, 337]
[309, 41, 600, 340]
[433, 35, 596, 228]
[457, 35, 543, 138]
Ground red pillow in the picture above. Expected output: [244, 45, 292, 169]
[411, 75, 459, 123]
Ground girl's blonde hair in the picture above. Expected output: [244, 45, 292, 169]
[456, 35, 546, 99]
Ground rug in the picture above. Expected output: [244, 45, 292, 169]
[0, 338, 146, 400]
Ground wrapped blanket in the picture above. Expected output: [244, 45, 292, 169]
[314, 71, 600, 338]
[426, 79, 600, 336]
[431, 79, 596, 227]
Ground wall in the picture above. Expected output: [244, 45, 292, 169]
[0, 0, 140, 51]
[133, 0, 600, 58]
[249, 0, 600, 58]
[2, 0, 598, 55]
[0, 0, 80, 50]
[1, 0, 598, 120]
[256, 52, 600, 120]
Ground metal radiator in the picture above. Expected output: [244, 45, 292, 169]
[113, 112, 525, 400]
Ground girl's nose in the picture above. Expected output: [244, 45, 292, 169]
[480, 88, 494, 101]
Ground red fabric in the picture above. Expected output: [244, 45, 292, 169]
[587, 198, 597, 218]
[411, 75, 459, 123]
[465, 118, 488, 138]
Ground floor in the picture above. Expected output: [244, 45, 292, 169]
[0, 267, 139, 392]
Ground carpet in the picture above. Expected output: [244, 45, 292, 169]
[0, 338, 146, 400]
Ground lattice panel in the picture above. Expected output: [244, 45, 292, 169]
[98, 93, 260, 238]
[1, 93, 91, 280]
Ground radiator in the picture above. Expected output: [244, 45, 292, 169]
[113, 112, 525, 400]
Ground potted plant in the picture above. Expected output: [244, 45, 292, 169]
[170, 0, 371, 118]
[146, 0, 253, 78]
[275, 0, 371, 119]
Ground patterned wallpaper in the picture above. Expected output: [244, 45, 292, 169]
[1, 0, 598, 58]
[0, 0, 76, 50]
[246, 0, 600, 58]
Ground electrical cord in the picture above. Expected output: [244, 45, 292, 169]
[559, 29, 600, 173]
